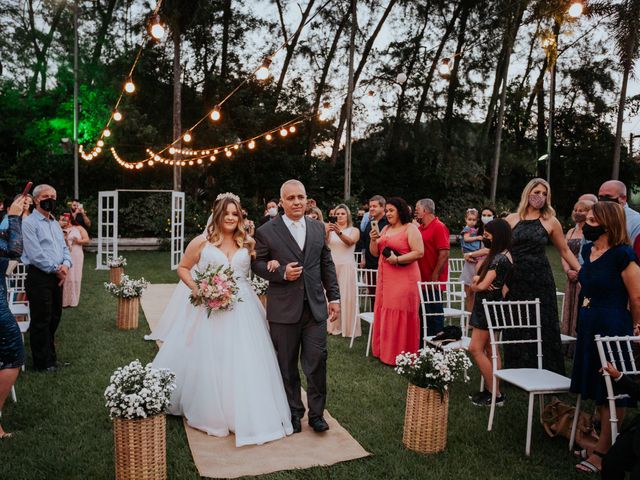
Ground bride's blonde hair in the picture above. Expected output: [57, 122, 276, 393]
[206, 196, 251, 250]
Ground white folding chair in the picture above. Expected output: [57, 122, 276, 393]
[354, 251, 363, 266]
[350, 268, 377, 355]
[570, 335, 640, 448]
[483, 299, 572, 456]
[417, 281, 471, 350]
[6, 263, 30, 371]
[448, 258, 465, 281]
[555, 291, 575, 345]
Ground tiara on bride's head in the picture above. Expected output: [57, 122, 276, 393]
[216, 192, 240, 203]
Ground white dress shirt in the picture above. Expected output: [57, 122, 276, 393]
[282, 214, 306, 250]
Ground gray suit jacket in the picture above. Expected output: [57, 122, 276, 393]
[251, 215, 340, 324]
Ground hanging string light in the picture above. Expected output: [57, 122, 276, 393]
[124, 78, 136, 94]
[255, 57, 272, 81]
[183, 131, 192, 143]
[113, 111, 123, 122]
[568, 1, 584, 18]
[149, 14, 166, 40]
[210, 107, 221, 122]
[437, 58, 452, 78]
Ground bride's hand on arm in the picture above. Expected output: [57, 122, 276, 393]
[177, 236, 207, 291]
[266, 260, 280, 272]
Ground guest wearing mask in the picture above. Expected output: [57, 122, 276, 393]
[504, 178, 581, 375]
[0, 195, 26, 439]
[258, 199, 279, 227]
[598, 180, 640, 259]
[59, 213, 89, 308]
[561, 199, 594, 346]
[21, 184, 72, 372]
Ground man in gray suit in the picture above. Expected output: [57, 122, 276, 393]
[252, 179, 340, 433]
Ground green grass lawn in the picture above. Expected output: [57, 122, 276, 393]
[2, 249, 588, 479]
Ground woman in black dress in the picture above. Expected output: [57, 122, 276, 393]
[0, 196, 26, 439]
[504, 179, 581, 375]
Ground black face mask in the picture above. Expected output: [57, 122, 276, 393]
[583, 223, 606, 242]
[598, 195, 621, 204]
[39, 198, 57, 213]
[482, 237, 492, 249]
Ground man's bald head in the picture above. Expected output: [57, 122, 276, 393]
[599, 180, 628, 206]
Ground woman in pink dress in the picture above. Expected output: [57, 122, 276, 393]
[370, 197, 424, 365]
[326, 204, 360, 337]
[59, 214, 89, 307]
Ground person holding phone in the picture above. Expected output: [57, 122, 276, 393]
[69, 198, 91, 230]
[360, 195, 388, 270]
[326, 204, 360, 337]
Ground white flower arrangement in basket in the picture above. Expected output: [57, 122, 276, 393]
[395, 347, 472, 395]
[107, 256, 128, 268]
[104, 360, 176, 420]
[249, 275, 269, 296]
[104, 275, 149, 298]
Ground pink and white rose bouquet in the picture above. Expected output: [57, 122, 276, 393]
[189, 265, 241, 316]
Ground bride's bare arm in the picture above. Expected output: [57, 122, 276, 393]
[177, 236, 207, 293]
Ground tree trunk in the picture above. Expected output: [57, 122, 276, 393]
[27, 0, 65, 94]
[220, 0, 232, 80]
[329, 0, 398, 164]
[273, 0, 317, 107]
[516, 57, 547, 144]
[172, 28, 182, 191]
[412, 1, 462, 134]
[306, 13, 348, 158]
[442, 2, 470, 144]
[90, 0, 118, 72]
[612, 64, 630, 180]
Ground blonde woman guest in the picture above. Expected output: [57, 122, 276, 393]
[307, 206, 324, 222]
[571, 202, 640, 473]
[326, 204, 360, 337]
[59, 214, 89, 307]
[504, 178, 581, 374]
[560, 199, 594, 344]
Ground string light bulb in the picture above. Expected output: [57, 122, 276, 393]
[266, 133, 273, 141]
[210, 155, 216, 162]
[113, 111, 123, 122]
[233, 144, 239, 150]
[248, 140, 256, 150]
[568, 1, 584, 18]
[437, 58, 451, 78]
[124, 78, 136, 93]
[225, 150, 232, 157]
[197, 158, 203, 165]
[255, 57, 272, 81]
[97, 140, 104, 147]
[289, 125, 296, 133]
[319, 101, 332, 121]
[183, 131, 192, 143]
[210, 107, 221, 122]
[149, 15, 166, 40]
[169, 147, 176, 155]
[279, 128, 288, 137]
[103, 128, 111, 137]
[148, 160, 155, 166]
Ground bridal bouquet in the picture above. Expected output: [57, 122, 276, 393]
[190, 265, 241, 316]
[395, 347, 471, 395]
[104, 360, 176, 420]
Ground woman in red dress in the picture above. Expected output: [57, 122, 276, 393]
[370, 197, 424, 365]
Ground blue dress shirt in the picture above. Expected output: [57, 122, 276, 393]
[21, 210, 72, 273]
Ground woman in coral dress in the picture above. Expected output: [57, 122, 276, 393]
[369, 197, 424, 365]
[326, 204, 360, 337]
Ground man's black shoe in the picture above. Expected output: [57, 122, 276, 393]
[291, 416, 302, 434]
[309, 416, 329, 433]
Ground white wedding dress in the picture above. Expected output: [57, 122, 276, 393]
[151, 242, 293, 447]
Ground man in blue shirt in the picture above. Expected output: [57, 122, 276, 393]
[22, 184, 71, 372]
[599, 180, 640, 258]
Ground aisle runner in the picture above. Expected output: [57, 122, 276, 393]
[141, 284, 370, 479]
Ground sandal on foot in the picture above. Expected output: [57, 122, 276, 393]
[0, 432, 14, 440]
[575, 452, 605, 474]
[573, 449, 588, 459]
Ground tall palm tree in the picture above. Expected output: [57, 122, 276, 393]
[612, 0, 640, 180]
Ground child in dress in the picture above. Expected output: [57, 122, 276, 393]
[460, 208, 483, 312]
[467, 219, 513, 407]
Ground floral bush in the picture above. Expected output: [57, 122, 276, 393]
[249, 275, 268, 296]
[104, 360, 176, 420]
[107, 256, 127, 268]
[395, 347, 472, 395]
[104, 275, 149, 298]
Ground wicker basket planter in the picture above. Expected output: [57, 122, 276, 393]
[117, 297, 140, 330]
[110, 267, 125, 284]
[403, 384, 449, 454]
[113, 414, 166, 480]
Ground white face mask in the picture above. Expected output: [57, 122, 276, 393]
[268, 207, 278, 217]
[481, 216, 493, 225]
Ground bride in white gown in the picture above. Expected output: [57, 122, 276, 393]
[151, 193, 293, 447]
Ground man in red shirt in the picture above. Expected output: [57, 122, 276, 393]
[415, 198, 450, 341]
